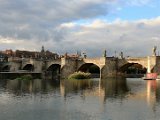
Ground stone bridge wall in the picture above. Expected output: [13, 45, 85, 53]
[46, 59, 61, 69]
[61, 58, 78, 79]
[153, 56, 160, 73]
[77, 57, 106, 70]
[101, 58, 118, 79]
[3, 56, 159, 79]
[21, 59, 43, 72]
[10, 61, 21, 72]
[118, 56, 156, 73]
[126, 57, 148, 68]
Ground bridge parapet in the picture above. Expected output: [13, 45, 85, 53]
[117, 56, 157, 73]
[126, 56, 156, 60]
[127, 58, 148, 68]
[83, 57, 106, 68]
[46, 59, 61, 69]
[8, 57, 22, 63]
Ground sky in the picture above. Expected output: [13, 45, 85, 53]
[0, 0, 160, 57]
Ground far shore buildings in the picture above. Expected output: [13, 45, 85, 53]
[0, 46, 82, 62]
[0, 46, 59, 61]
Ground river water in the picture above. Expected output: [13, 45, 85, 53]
[0, 78, 160, 120]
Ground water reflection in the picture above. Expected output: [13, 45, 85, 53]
[147, 80, 156, 105]
[60, 78, 129, 103]
[1, 78, 160, 120]
[0, 79, 60, 95]
[3, 78, 160, 104]
[101, 78, 129, 100]
[0, 78, 129, 102]
[146, 80, 160, 106]
[60, 79, 94, 97]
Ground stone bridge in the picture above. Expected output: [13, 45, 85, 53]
[0, 56, 159, 79]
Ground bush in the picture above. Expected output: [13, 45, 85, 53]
[16, 74, 33, 80]
[68, 71, 91, 80]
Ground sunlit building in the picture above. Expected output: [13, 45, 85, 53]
[0, 46, 59, 60]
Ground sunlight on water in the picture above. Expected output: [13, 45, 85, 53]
[0, 78, 160, 120]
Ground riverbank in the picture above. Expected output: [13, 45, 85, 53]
[0, 72, 41, 79]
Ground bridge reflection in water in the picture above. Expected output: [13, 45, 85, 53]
[0, 78, 129, 101]
[2, 78, 160, 103]
[146, 80, 160, 106]
[1, 78, 160, 120]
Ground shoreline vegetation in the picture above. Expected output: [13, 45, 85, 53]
[15, 74, 33, 80]
[68, 71, 91, 80]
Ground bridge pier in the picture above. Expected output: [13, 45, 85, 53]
[10, 62, 21, 72]
[61, 58, 77, 79]
[101, 58, 118, 79]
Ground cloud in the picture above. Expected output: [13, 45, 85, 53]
[0, 0, 159, 57]
[118, 0, 157, 7]
[1, 17, 160, 57]
[51, 17, 160, 57]
[126, 0, 151, 6]
[0, 0, 114, 41]
[0, 36, 41, 50]
[1, 0, 152, 41]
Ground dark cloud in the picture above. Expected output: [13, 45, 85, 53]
[0, 0, 159, 57]
[0, 0, 113, 41]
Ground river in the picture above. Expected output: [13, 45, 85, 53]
[0, 78, 160, 120]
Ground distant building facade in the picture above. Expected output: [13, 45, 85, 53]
[0, 46, 59, 60]
[0, 52, 8, 62]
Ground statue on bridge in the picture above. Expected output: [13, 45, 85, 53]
[152, 46, 157, 56]
[119, 52, 123, 59]
[82, 52, 87, 58]
[64, 52, 68, 58]
[103, 49, 107, 57]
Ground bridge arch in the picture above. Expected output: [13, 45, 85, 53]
[78, 63, 100, 78]
[22, 64, 34, 71]
[46, 64, 61, 80]
[47, 64, 61, 72]
[1, 65, 10, 72]
[119, 63, 147, 74]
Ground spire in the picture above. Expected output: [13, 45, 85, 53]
[41, 46, 45, 53]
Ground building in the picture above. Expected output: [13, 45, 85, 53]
[0, 52, 8, 62]
[13, 46, 59, 60]
[0, 46, 59, 60]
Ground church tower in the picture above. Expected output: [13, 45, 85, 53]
[41, 46, 45, 53]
